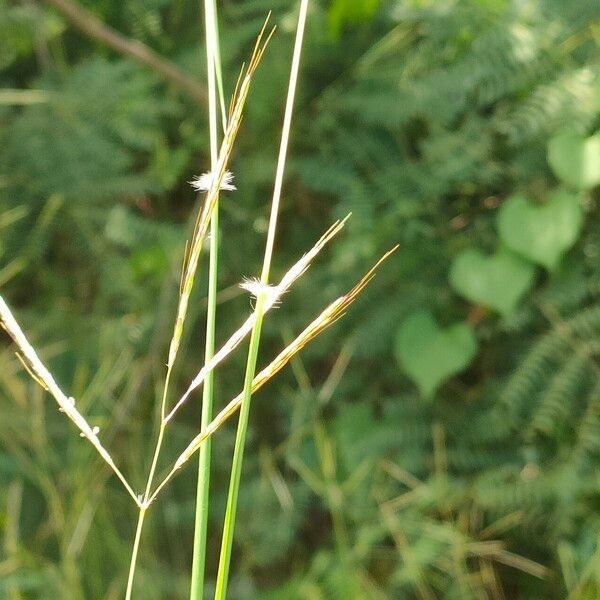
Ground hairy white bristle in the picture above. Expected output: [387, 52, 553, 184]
[240, 277, 277, 301]
[189, 170, 236, 192]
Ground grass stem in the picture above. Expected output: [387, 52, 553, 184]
[124, 372, 170, 597]
[213, 2, 309, 597]
[214, 293, 267, 599]
[190, 0, 222, 596]
[125, 507, 146, 600]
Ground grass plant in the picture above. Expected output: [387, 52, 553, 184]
[214, 4, 309, 593]
[0, 2, 395, 597]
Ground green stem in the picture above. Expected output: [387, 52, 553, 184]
[125, 369, 170, 598]
[213, 2, 309, 597]
[214, 294, 267, 600]
[190, 210, 218, 599]
[210, 0, 227, 134]
[145, 419, 166, 500]
[125, 508, 146, 600]
[190, 0, 221, 597]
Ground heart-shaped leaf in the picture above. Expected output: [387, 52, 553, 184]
[497, 191, 583, 270]
[449, 248, 536, 316]
[395, 311, 478, 397]
[547, 130, 600, 190]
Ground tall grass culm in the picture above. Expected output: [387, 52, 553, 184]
[190, 0, 225, 597]
[0, 1, 396, 597]
[214, 1, 309, 597]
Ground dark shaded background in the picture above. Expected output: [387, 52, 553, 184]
[1, 0, 600, 598]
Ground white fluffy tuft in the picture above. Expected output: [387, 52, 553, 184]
[189, 170, 236, 192]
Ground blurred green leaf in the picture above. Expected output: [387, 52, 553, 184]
[497, 191, 584, 270]
[547, 129, 600, 190]
[395, 311, 478, 397]
[449, 247, 536, 315]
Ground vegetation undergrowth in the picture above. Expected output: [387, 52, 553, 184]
[1, 0, 599, 598]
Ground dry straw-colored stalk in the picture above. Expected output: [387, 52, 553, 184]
[0, 296, 141, 507]
[164, 215, 350, 424]
[167, 18, 275, 373]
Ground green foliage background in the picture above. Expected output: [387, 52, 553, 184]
[1, 0, 599, 597]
